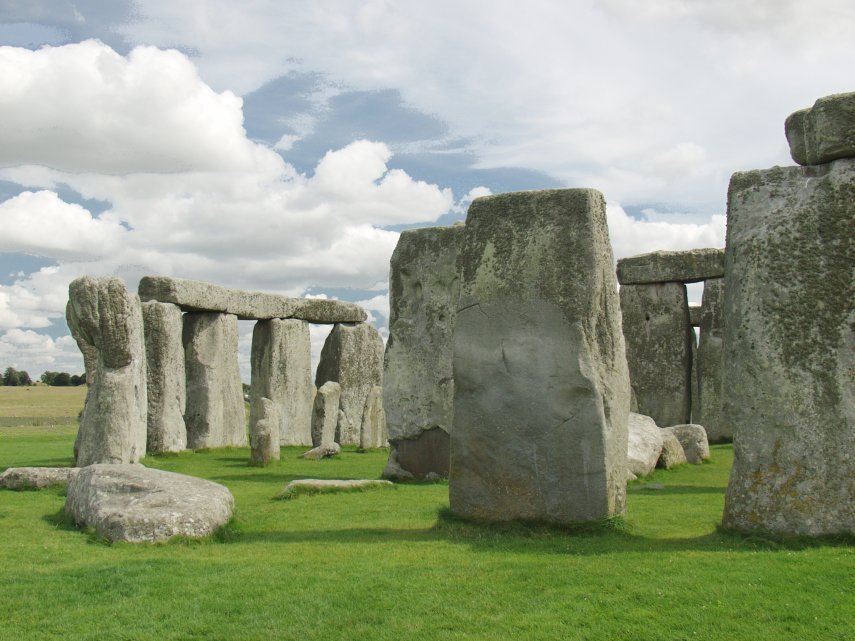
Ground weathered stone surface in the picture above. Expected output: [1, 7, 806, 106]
[301, 442, 341, 460]
[657, 433, 687, 469]
[697, 278, 728, 441]
[359, 385, 387, 449]
[383, 224, 464, 474]
[688, 304, 701, 327]
[139, 276, 366, 323]
[690, 328, 699, 424]
[390, 427, 450, 480]
[722, 159, 855, 537]
[67, 277, 147, 466]
[183, 312, 247, 449]
[785, 92, 855, 166]
[315, 323, 384, 446]
[620, 282, 692, 427]
[250, 397, 280, 465]
[617, 248, 725, 285]
[142, 301, 186, 453]
[627, 413, 663, 478]
[65, 464, 234, 543]
[311, 381, 341, 447]
[663, 424, 710, 464]
[277, 478, 393, 499]
[250, 319, 312, 447]
[0, 467, 80, 490]
[450, 189, 630, 525]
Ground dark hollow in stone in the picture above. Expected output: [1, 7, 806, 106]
[395, 428, 450, 479]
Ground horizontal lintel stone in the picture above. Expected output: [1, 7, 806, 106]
[616, 248, 724, 285]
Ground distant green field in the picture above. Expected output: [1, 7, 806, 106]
[0, 385, 87, 426]
[0, 388, 852, 641]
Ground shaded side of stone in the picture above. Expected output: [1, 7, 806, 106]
[616, 248, 725, 285]
[697, 278, 728, 441]
[394, 427, 450, 479]
[657, 433, 687, 469]
[142, 301, 186, 453]
[690, 327, 699, 424]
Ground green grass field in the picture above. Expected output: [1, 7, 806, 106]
[0, 387, 852, 640]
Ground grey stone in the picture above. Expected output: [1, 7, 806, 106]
[657, 432, 687, 468]
[277, 478, 393, 499]
[722, 159, 855, 537]
[697, 278, 728, 441]
[620, 282, 692, 427]
[183, 312, 247, 449]
[142, 302, 186, 453]
[315, 323, 384, 446]
[139, 275, 366, 323]
[66, 277, 147, 466]
[311, 381, 341, 447]
[0, 467, 80, 490]
[627, 412, 664, 478]
[382, 446, 415, 481]
[785, 92, 855, 166]
[616, 248, 725, 285]
[662, 424, 710, 464]
[359, 385, 387, 449]
[301, 442, 341, 460]
[64, 464, 234, 543]
[450, 189, 630, 525]
[383, 224, 465, 475]
[690, 327, 700, 424]
[250, 397, 280, 465]
[249, 319, 313, 447]
[688, 304, 702, 327]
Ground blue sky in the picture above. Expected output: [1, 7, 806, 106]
[0, 0, 853, 377]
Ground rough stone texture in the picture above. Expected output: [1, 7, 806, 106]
[67, 277, 147, 466]
[277, 478, 392, 498]
[301, 442, 341, 460]
[722, 159, 855, 537]
[785, 92, 855, 166]
[697, 278, 729, 441]
[183, 312, 247, 449]
[315, 323, 384, 446]
[657, 433, 687, 468]
[250, 397, 280, 465]
[0, 467, 80, 490]
[450, 189, 630, 525]
[311, 381, 341, 447]
[688, 304, 701, 327]
[250, 319, 313, 447]
[620, 282, 692, 427]
[383, 224, 465, 474]
[663, 424, 710, 464]
[68, 324, 98, 385]
[139, 275, 366, 323]
[142, 301, 186, 453]
[65, 464, 234, 543]
[360, 385, 387, 449]
[616, 248, 725, 285]
[690, 328, 699, 424]
[627, 413, 664, 478]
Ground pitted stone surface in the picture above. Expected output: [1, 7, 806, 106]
[139, 276, 366, 323]
[250, 397, 280, 465]
[65, 464, 234, 543]
[0, 467, 80, 490]
[688, 304, 702, 327]
[142, 301, 186, 453]
[662, 424, 710, 464]
[311, 381, 341, 447]
[616, 248, 724, 285]
[697, 278, 728, 441]
[722, 159, 855, 537]
[627, 413, 663, 478]
[450, 189, 630, 525]
[785, 92, 855, 166]
[360, 385, 387, 449]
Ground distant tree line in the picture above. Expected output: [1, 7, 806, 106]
[2, 367, 86, 387]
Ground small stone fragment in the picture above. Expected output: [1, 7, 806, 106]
[301, 442, 342, 460]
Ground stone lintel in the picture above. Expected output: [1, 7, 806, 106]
[616, 248, 724, 285]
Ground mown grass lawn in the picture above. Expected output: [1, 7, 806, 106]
[0, 388, 852, 640]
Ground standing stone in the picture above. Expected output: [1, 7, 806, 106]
[697, 278, 728, 441]
[250, 397, 280, 465]
[620, 283, 692, 427]
[183, 312, 247, 449]
[690, 328, 700, 423]
[360, 385, 387, 449]
[66, 277, 147, 466]
[311, 381, 341, 447]
[315, 323, 384, 446]
[249, 319, 313, 447]
[383, 224, 465, 478]
[722, 158, 855, 537]
[450, 189, 630, 525]
[142, 301, 186, 453]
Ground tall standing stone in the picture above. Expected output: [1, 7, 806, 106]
[183, 312, 247, 449]
[722, 157, 855, 537]
[66, 277, 147, 466]
[250, 397, 280, 466]
[619, 283, 692, 427]
[249, 319, 313, 447]
[697, 278, 728, 441]
[360, 385, 387, 449]
[383, 224, 465, 478]
[142, 301, 186, 453]
[311, 381, 341, 447]
[450, 189, 630, 525]
[315, 323, 384, 446]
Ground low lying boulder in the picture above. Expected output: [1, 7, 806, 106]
[627, 413, 663, 478]
[0, 467, 80, 490]
[277, 478, 393, 499]
[301, 442, 341, 460]
[64, 464, 234, 543]
[662, 424, 710, 464]
[657, 433, 687, 469]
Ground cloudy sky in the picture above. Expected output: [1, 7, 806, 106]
[1, 0, 853, 379]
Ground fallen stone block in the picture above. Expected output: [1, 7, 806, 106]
[0, 467, 80, 490]
[276, 478, 393, 499]
[663, 424, 710, 464]
[301, 443, 342, 460]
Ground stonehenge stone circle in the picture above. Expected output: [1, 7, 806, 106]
[311, 381, 341, 447]
[360, 385, 387, 449]
[183, 312, 247, 449]
[250, 397, 280, 465]
[142, 301, 187, 453]
[785, 91, 855, 166]
[66, 276, 147, 466]
[616, 248, 724, 285]
[722, 146, 854, 536]
[450, 189, 630, 525]
[383, 224, 465, 478]
[315, 323, 384, 446]
[697, 278, 728, 441]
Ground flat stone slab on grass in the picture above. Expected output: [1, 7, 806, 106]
[0, 467, 80, 490]
[277, 478, 394, 499]
[616, 248, 724, 285]
[65, 464, 234, 543]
